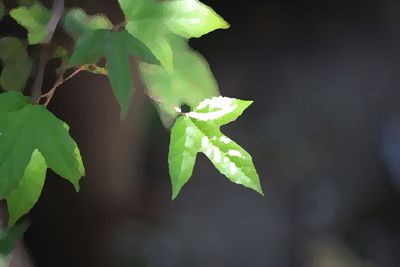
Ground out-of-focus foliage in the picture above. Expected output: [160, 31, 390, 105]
[0, 38, 32, 92]
[140, 36, 219, 122]
[0, 222, 29, 256]
[10, 1, 51, 44]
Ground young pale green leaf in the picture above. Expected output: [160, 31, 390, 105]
[168, 97, 263, 198]
[6, 150, 46, 227]
[0, 1, 4, 21]
[169, 117, 202, 199]
[63, 8, 113, 39]
[10, 1, 51, 44]
[140, 37, 218, 122]
[187, 96, 253, 126]
[161, 0, 229, 38]
[0, 222, 29, 256]
[0, 38, 33, 91]
[125, 16, 173, 72]
[119, 0, 228, 71]
[0, 93, 85, 199]
[69, 29, 158, 118]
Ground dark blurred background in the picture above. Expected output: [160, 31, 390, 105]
[3, 0, 400, 266]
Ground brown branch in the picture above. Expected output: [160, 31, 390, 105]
[30, 0, 64, 103]
[30, 47, 51, 103]
[45, 0, 64, 43]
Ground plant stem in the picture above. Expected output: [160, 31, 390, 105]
[31, 47, 50, 103]
[31, 0, 64, 103]
[41, 66, 85, 106]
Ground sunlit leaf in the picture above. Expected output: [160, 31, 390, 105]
[161, 0, 229, 38]
[119, 0, 228, 72]
[121, 0, 173, 71]
[188, 96, 253, 126]
[140, 37, 218, 123]
[168, 97, 263, 198]
[169, 117, 202, 199]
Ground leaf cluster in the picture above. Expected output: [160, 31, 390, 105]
[0, 0, 263, 249]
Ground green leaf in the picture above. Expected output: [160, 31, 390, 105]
[6, 150, 46, 227]
[118, 0, 174, 71]
[0, 92, 30, 114]
[119, 0, 228, 71]
[0, 92, 85, 199]
[0, 37, 33, 91]
[0, 1, 4, 21]
[69, 29, 158, 118]
[0, 222, 29, 256]
[124, 10, 173, 71]
[161, 0, 229, 38]
[63, 8, 113, 39]
[188, 96, 253, 126]
[140, 37, 218, 122]
[168, 97, 263, 198]
[169, 117, 202, 199]
[105, 31, 135, 118]
[68, 29, 110, 66]
[10, 1, 51, 44]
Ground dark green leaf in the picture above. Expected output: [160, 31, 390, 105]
[69, 29, 157, 118]
[0, 222, 29, 256]
[68, 29, 110, 66]
[0, 37, 33, 91]
[105, 31, 134, 118]
[0, 92, 85, 199]
[0, 92, 30, 114]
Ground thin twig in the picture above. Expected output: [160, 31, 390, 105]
[41, 66, 85, 106]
